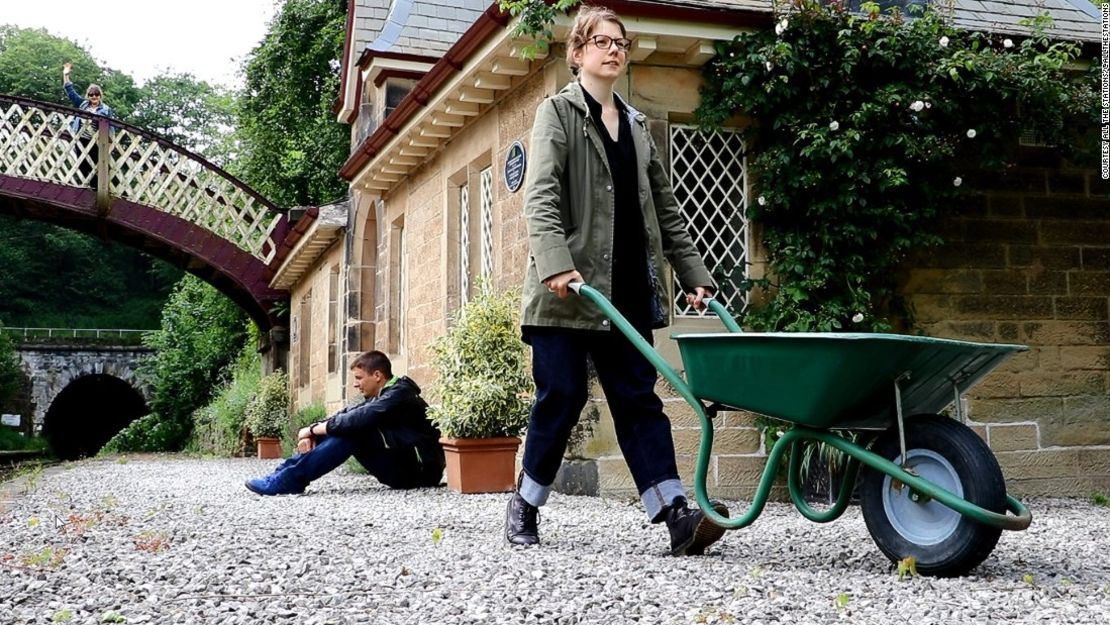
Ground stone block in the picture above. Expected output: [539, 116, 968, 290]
[1046, 173, 1087, 195]
[924, 321, 998, 341]
[672, 427, 761, 456]
[1006, 477, 1088, 498]
[1027, 270, 1068, 295]
[1018, 371, 1104, 397]
[970, 396, 1064, 423]
[1077, 447, 1110, 475]
[973, 171, 1046, 194]
[981, 270, 1027, 295]
[1081, 248, 1110, 271]
[964, 220, 1038, 244]
[972, 373, 1020, 398]
[987, 423, 1039, 451]
[553, 459, 599, 496]
[905, 295, 952, 323]
[1026, 197, 1110, 220]
[1055, 297, 1109, 321]
[1040, 395, 1110, 446]
[1008, 245, 1081, 271]
[926, 242, 1007, 269]
[1069, 272, 1110, 297]
[1022, 321, 1110, 346]
[968, 423, 988, 442]
[953, 295, 1053, 320]
[987, 196, 1023, 217]
[1041, 221, 1110, 246]
[597, 456, 638, 494]
[998, 322, 1020, 341]
[903, 269, 982, 294]
[995, 449, 1081, 480]
[1059, 346, 1110, 370]
[717, 455, 777, 490]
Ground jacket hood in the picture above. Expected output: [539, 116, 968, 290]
[389, 375, 421, 396]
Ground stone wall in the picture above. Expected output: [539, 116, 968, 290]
[289, 243, 346, 415]
[902, 164, 1110, 497]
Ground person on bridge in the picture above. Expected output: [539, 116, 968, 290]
[62, 63, 114, 186]
[245, 350, 445, 496]
[506, 5, 729, 556]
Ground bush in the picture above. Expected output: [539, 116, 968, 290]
[103, 276, 249, 453]
[0, 427, 49, 452]
[282, 402, 327, 456]
[244, 370, 290, 439]
[186, 341, 262, 456]
[696, 2, 1096, 331]
[428, 283, 532, 439]
[0, 322, 20, 406]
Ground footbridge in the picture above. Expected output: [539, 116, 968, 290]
[0, 95, 315, 330]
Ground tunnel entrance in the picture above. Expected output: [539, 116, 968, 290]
[43, 374, 148, 460]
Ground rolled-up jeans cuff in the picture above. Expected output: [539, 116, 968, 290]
[518, 471, 551, 508]
[642, 479, 686, 522]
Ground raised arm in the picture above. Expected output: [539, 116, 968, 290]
[62, 63, 84, 108]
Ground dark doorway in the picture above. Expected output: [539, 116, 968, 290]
[43, 374, 147, 459]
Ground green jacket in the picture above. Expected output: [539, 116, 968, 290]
[521, 81, 714, 331]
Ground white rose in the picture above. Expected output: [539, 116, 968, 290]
[1003, 39, 1014, 49]
[775, 18, 788, 35]
[765, 61, 773, 71]
[851, 313, 864, 324]
[829, 121, 839, 131]
[953, 177, 963, 187]
[758, 195, 767, 206]
[939, 36, 949, 47]
[910, 100, 925, 112]
[966, 129, 977, 139]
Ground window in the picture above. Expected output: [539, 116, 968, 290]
[479, 166, 494, 280]
[298, 290, 313, 386]
[327, 265, 340, 374]
[451, 159, 495, 307]
[669, 124, 749, 317]
[383, 79, 414, 121]
[388, 216, 407, 355]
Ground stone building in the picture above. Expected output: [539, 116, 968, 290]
[267, 0, 1109, 498]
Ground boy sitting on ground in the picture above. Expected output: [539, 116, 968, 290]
[245, 351, 444, 495]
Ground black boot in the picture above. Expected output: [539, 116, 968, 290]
[505, 491, 540, 546]
[663, 496, 729, 556]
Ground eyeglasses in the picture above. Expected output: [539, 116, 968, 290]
[87, 93, 102, 98]
[583, 34, 632, 52]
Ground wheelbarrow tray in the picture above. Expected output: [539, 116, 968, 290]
[674, 332, 1027, 429]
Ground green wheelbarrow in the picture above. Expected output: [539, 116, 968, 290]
[569, 282, 1032, 577]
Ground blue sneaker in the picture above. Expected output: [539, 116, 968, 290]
[244, 473, 305, 496]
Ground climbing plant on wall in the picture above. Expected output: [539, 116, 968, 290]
[696, 2, 1097, 331]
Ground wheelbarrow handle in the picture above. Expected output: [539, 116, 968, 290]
[568, 282, 742, 333]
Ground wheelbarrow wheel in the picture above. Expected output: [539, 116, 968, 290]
[859, 414, 1005, 577]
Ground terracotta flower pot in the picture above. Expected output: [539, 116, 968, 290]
[255, 437, 283, 459]
[440, 436, 521, 494]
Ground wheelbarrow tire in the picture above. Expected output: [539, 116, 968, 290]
[859, 414, 1005, 577]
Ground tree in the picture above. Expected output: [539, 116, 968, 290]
[0, 323, 20, 407]
[0, 25, 140, 115]
[130, 72, 237, 163]
[103, 276, 249, 452]
[235, 0, 348, 207]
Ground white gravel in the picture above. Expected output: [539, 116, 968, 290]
[1, 456, 1108, 624]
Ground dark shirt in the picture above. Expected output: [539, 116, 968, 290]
[581, 88, 653, 332]
[325, 376, 441, 452]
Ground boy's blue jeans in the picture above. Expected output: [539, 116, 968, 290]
[518, 327, 684, 522]
[271, 434, 442, 490]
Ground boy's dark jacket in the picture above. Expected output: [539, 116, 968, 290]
[325, 376, 441, 450]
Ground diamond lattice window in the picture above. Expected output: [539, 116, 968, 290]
[669, 125, 748, 317]
[479, 167, 494, 279]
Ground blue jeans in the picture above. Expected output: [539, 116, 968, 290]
[271, 434, 443, 490]
[519, 327, 684, 521]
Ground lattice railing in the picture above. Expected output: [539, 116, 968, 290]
[0, 95, 284, 264]
[479, 166, 494, 280]
[669, 124, 749, 317]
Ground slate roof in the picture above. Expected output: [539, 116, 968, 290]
[349, 0, 1101, 62]
[354, 0, 491, 59]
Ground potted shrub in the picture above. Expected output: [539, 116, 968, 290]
[244, 370, 289, 459]
[429, 283, 532, 493]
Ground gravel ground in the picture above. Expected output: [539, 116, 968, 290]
[1, 455, 1108, 625]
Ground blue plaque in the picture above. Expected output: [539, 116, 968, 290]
[504, 140, 526, 193]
